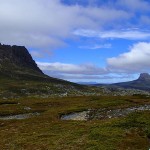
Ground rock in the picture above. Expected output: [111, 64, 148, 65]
[0, 44, 43, 74]
[138, 73, 150, 81]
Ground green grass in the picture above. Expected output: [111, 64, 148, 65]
[0, 95, 150, 150]
[0, 76, 89, 100]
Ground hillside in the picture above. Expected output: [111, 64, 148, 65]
[112, 73, 150, 91]
[0, 44, 72, 83]
[0, 43, 150, 99]
[0, 44, 89, 98]
[95, 73, 150, 91]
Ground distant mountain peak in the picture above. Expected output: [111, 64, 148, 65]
[138, 73, 150, 81]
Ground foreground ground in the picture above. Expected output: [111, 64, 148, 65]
[0, 95, 150, 150]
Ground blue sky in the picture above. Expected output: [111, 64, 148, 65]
[1, 0, 150, 83]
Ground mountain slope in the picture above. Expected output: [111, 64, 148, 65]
[112, 73, 150, 91]
[0, 44, 75, 84]
[95, 73, 150, 91]
[0, 43, 149, 98]
[0, 44, 89, 98]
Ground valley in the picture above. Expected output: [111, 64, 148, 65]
[1, 0, 150, 149]
[0, 96, 150, 150]
[0, 44, 150, 150]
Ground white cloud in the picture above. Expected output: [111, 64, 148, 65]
[48, 74, 109, 80]
[37, 61, 134, 82]
[37, 42, 150, 79]
[49, 74, 132, 80]
[74, 29, 150, 40]
[36, 42, 150, 81]
[107, 42, 150, 73]
[79, 44, 111, 49]
[37, 62, 107, 75]
[0, 0, 131, 49]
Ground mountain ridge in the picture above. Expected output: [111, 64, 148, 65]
[0, 43, 80, 86]
[0, 43, 43, 75]
[0, 43, 150, 97]
[0, 43, 89, 98]
[95, 73, 150, 91]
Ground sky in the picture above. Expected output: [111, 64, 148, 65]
[1, 0, 150, 83]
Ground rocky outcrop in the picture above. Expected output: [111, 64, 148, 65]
[110, 73, 150, 91]
[0, 43, 43, 74]
[138, 73, 150, 81]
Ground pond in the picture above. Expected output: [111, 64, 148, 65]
[61, 104, 150, 121]
[61, 110, 90, 121]
[0, 112, 40, 120]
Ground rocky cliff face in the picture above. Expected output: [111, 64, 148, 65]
[0, 43, 85, 98]
[138, 73, 150, 81]
[0, 43, 43, 75]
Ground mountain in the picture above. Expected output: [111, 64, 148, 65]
[0, 44, 43, 76]
[112, 73, 150, 90]
[0, 43, 72, 83]
[95, 73, 150, 91]
[138, 73, 150, 81]
[0, 43, 88, 98]
[0, 43, 149, 98]
[77, 82, 99, 85]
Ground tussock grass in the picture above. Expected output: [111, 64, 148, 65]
[0, 95, 150, 149]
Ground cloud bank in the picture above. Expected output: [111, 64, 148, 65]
[37, 42, 150, 81]
[37, 62, 107, 75]
[0, 0, 132, 48]
[74, 29, 150, 40]
[107, 42, 150, 73]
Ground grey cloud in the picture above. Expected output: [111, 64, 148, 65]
[37, 61, 135, 82]
[0, 0, 131, 49]
[37, 62, 108, 75]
